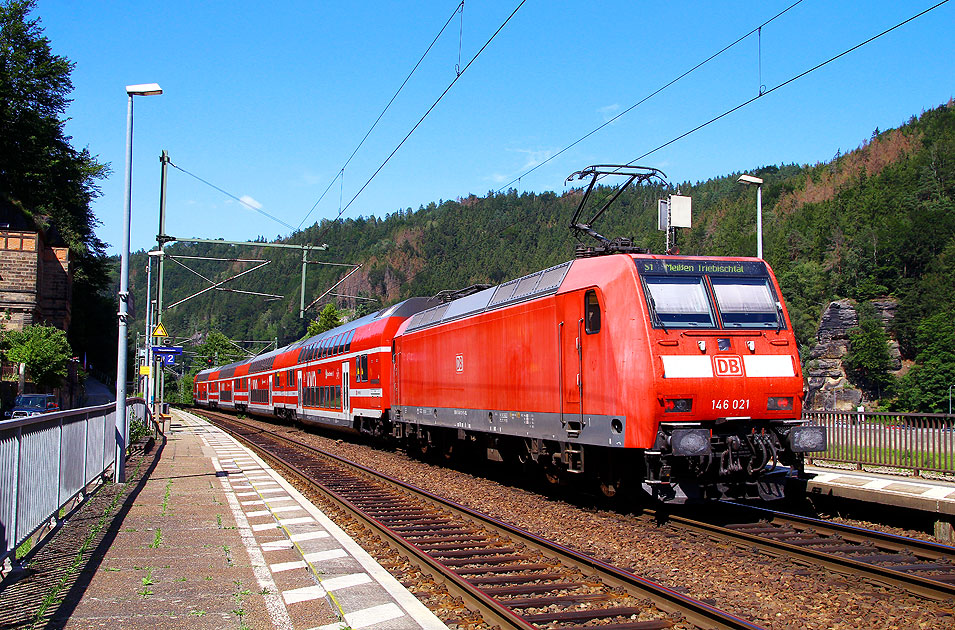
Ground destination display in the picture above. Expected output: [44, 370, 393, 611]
[636, 259, 768, 276]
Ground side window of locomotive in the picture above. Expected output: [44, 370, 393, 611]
[710, 277, 782, 328]
[584, 290, 601, 334]
[643, 276, 715, 328]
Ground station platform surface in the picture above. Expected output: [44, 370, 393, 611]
[805, 464, 955, 517]
[0, 410, 448, 630]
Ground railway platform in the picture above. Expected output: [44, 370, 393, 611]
[803, 464, 955, 541]
[0, 409, 448, 630]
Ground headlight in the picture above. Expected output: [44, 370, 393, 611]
[789, 425, 827, 452]
[767, 396, 794, 411]
[671, 428, 711, 456]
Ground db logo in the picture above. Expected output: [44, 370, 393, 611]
[455, 354, 464, 373]
[714, 355, 744, 376]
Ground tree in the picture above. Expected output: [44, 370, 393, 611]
[0, 1, 113, 369]
[843, 303, 895, 400]
[308, 303, 342, 336]
[1, 324, 72, 389]
[891, 312, 955, 412]
[191, 331, 246, 372]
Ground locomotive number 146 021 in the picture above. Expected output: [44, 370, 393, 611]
[711, 398, 750, 411]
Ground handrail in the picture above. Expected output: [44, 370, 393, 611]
[0, 397, 154, 569]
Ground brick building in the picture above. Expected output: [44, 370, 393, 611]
[0, 228, 71, 332]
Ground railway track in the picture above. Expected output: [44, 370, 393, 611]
[658, 501, 955, 601]
[195, 409, 763, 630]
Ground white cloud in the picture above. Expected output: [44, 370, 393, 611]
[598, 103, 620, 122]
[239, 195, 262, 210]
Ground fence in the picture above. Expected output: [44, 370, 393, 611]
[0, 398, 153, 566]
[805, 411, 955, 475]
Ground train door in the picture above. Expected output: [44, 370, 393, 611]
[558, 295, 584, 435]
[296, 369, 303, 418]
[268, 375, 273, 407]
[341, 361, 350, 420]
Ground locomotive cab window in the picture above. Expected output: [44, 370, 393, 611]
[643, 276, 715, 328]
[711, 277, 782, 328]
[584, 290, 601, 334]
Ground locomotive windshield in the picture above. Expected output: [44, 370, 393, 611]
[637, 259, 784, 330]
[711, 277, 779, 328]
[643, 276, 715, 327]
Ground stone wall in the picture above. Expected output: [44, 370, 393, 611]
[0, 229, 71, 332]
[805, 297, 902, 411]
[0, 231, 40, 329]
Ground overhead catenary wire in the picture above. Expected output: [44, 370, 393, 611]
[311, 0, 527, 246]
[297, 1, 466, 231]
[495, 0, 806, 194]
[622, 0, 951, 168]
[168, 160, 298, 233]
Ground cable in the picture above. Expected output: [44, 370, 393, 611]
[168, 161, 298, 233]
[495, 0, 806, 193]
[623, 0, 951, 167]
[297, 1, 466, 230]
[321, 0, 527, 241]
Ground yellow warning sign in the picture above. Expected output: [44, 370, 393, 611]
[139, 366, 151, 376]
[152, 322, 168, 338]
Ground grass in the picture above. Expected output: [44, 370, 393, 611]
[818, 443, 955, 471]
[15, 537, 32, 560]
[29, 457, 147, 628]
[149, 528, 162, 549]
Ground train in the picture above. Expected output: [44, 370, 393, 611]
[194, 251, 826, 503]
[194, 166, 826, 503]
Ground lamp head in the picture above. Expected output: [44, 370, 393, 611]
[126, 83, 163, 96]
[737, 174, 763, 185]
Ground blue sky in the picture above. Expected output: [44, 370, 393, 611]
[34, 0, 954, 255]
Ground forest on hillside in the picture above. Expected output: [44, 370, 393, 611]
[130, 101, 955, 412]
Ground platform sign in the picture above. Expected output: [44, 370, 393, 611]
[153, 346, 183, 355]
[161, 354, 176, 365]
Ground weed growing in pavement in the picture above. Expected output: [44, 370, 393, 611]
[104, 567, 121, 572]
[216, 514, 223, 529]
[189, 610, 206, 617]
[232, 580, 252, 630]
[149, 528, 162, 549]
[223, 544, 233, 567]
[161, 479, 172, 516]
[138, 567, 155, 598]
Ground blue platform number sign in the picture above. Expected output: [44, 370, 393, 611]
[162, 354, 176, 365]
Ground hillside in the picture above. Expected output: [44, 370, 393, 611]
[128, 100, 955, 411]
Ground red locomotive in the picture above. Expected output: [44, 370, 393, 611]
[195, 167, 825, 502]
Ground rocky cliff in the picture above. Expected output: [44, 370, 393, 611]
[805, 298, 902, 411]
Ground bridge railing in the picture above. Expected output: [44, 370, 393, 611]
[804, 410, 955, 476]
[0, 398, 153, 567]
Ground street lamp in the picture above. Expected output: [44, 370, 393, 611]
[115, 83, 162, 483]
[737, 174, 764, 259]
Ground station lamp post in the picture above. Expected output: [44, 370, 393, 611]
[737, 174, 764, 259]
[115, 83, 162, 483]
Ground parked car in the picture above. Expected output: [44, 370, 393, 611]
[5, 394, 59, 419]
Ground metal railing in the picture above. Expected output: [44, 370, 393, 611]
[0, 398, 153, 566]
[805, 411, 955, 475]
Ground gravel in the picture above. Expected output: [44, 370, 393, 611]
[241, 418, 955, 630]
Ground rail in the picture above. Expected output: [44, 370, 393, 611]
[805, 411, 955, 475]
[0, 398, 154, 567]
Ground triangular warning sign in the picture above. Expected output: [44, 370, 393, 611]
[152, 322, 168, 338]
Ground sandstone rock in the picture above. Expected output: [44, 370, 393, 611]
[816, 298, 858, 342]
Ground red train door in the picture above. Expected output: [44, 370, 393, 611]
[558, 295, 584, 435]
